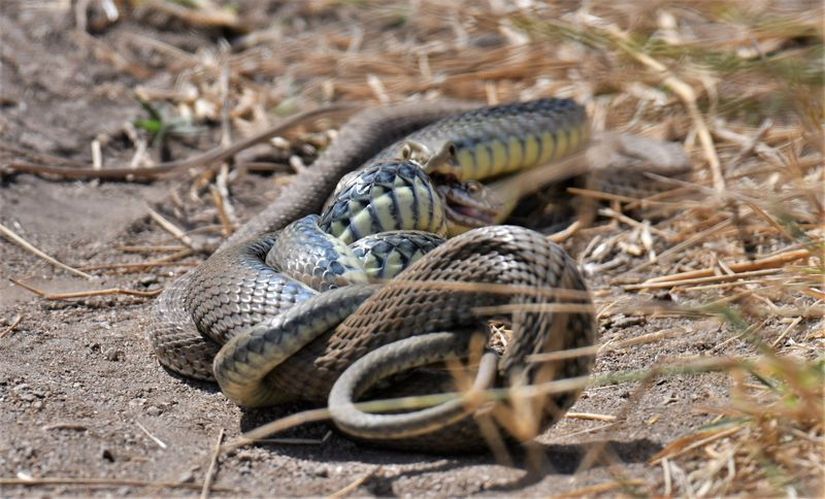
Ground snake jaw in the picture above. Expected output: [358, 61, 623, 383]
[437, 180, 503, 234]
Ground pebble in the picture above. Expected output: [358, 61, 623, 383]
[105, 349, 124, 361]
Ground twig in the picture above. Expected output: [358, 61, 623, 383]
[326, 466, 381, 499]
[10, 278, 161, 300]
[136, 421, 168, 450]
[224, 408, 331, 452]
[0, 222, 92, 279]
[201, 428, 225, 499]
[623, 268, 782, 290]
[637, 248, 811, 285]
[0, 314, 23, 338]
[78, 250, 196, 273]
[141, 0, 243, 30]
[209, 184, 235, 237]
[565, 412, 617, 422]
[598, 328, 684, 353]
[0, 477, 238, 492]
[0, 141, 88, 167]
[567, 186, 691, 207]
[548, 220, 582, 243]
[598, 208, 670, 237]
[2, 104, 359, 180]
[255, 437, 326, 445]
[554, 422, 616, 440]
[117, 244, 188, 254]
[146, 208, 203, 252]
[628, 219, 732, 274]
[552, 479, 647, 498]
[772, 317, 802, 347]
[649, 425, 746, 465]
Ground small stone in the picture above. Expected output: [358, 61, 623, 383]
[105, 349, 124, 362]
[139, 275, 158, 286]
[177, 470, 195, 483]
[145, 405, 162, 417]
[611, 315, 644, 328]
[101, 448, 115, 462]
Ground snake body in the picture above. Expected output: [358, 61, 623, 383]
[149, 98, 597, 451]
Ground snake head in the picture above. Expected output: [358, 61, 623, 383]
[401, 140, 462, 179]
[437, 179, 504, 236]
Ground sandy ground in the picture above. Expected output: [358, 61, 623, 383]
[0, 1, 820, 497]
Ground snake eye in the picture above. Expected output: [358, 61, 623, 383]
[466, 180, 482, 194]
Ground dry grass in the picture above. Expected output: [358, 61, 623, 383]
[5, 0, 823, 496]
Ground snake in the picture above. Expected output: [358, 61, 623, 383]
[149, 98, 601, 452]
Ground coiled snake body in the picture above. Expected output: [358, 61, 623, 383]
[149, 99, 599, 452]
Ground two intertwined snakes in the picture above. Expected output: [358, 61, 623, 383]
[149, 99, 604, 452]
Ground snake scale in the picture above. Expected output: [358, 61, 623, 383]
[149, 99, 600, 452]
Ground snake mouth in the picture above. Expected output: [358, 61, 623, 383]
[437, 181, 501, 230]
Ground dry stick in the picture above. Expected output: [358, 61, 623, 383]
[661, 458, 673, 496]
[554, 422, 616, 441]
[142, 0, 243, 29]
[547, 219, 582, 243]
[565, 412, 617, 422]
[200, 428, 225, 499]
[598, 207, 670, 237]
[567, 186, 696, 208]
[209, 185, 235, 236]
[712, 123, 785, 167]
[0, 222, 92, 280]
[552, 479, 647, 498]
[623, 268, 782, 290]
[135, 421, 168, 450]
[628, 218, 732, 274]
[10, 278, 161, 300]
[125, 33, 200, 67]
[597, 328, 684, 354]
[637, 248, 812, 285]
[601, 24, 724, 192]
[0, 477, 238, 492]
[327, 466, 382, 499]
[772, 317, 803, 348]
[225, 408, 331, 451]
[256, 437, 326, 445]
[649, 425, 746, 465]
[726, 119, 774, 167]
[0, 141, 89, 168]
[0, 314, 23, 338]
[740, 199, 798, 243]
[78, 249, 196, 273]
[2, 104, 359, 180]
[146, 207, 204, 252]
[117, 244, 188, 254]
